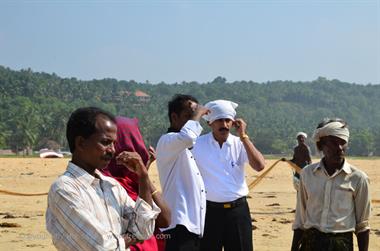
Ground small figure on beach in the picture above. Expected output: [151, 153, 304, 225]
[290, 132, 312, 191]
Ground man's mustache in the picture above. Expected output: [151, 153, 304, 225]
[101, 152, 114, 161]
[219, 127, 229, 132]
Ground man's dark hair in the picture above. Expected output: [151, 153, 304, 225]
[316, 117, 348, 150]
[66, 107, 116, 153]
[168, 94, 198, 123]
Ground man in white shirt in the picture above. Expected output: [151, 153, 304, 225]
[46, 107, 160, 251]
[156, 94, 209, 251]
[291, 118, 371, 251]
[192, 99, 265, 251]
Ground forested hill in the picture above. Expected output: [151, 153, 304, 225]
[1, 65, 380, 156]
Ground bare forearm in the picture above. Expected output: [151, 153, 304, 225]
[242, 138, 265, 171]
[152, 191, 171, 228]
[149, 183, 171, 227]
[138, 174, 153, 206]
[357, 230, 369, 251]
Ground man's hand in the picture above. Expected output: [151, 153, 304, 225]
[116, 151, 148, 177]
[123, 233, 143, 248]
[233, 118, 247, 137]
[146, 146, 156, 170]
[190, 102, 210, 121]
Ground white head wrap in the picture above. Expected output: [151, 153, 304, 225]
[296, 132, 307, 139]
[312, 121, 350, 143]
[202, 100, 238, 124]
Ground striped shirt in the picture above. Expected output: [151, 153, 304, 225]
[46, 162, 160, 251]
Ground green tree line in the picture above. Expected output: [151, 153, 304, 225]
[1, 66, 380, 156]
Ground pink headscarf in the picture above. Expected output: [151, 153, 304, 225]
[102, 116, 149, 201]
[102, 116, 163, 251]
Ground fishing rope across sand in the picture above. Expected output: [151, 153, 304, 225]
[0, 189, 48, 196]
[247, 160, 380, 204]
[1, 160, 379, 204]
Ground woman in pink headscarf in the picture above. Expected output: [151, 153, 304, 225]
[102, 116, 171, 251]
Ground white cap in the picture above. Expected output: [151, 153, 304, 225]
[296, 132, 307, 139]
[202, 100, 238, 124]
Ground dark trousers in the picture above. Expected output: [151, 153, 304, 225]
[300, 228, 353, 251]
[163, 224, 201, 251]
[201, 197, 253, 251]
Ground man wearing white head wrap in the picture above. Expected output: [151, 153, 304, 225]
[290, 132, 312, 191]
[296, 132, 308, 139]
[312, 121, 350, 144]
[291, 118, 371, 251]
[192, 99, 265, 251]
[202, 100, 238, 124]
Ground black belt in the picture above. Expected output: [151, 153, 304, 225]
[206, 197, 247, 209]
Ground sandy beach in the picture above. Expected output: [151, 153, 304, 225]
[0, 158, 379, 250]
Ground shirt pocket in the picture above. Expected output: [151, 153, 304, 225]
[227, 160, 245, 184]
[333, 184, 354, 213]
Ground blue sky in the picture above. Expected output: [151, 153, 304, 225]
[0, 0, 379, 84]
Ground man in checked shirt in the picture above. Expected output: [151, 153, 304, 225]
[46, 107, 161, 251]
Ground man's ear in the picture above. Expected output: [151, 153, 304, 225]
[316, 141, 323, 151]
[170, 112, 178, 124]
[75, 136, 86, 152]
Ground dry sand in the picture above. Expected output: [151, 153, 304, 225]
[0, 158, 379, 251]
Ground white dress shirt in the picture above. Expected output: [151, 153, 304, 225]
[192, 132, 249, 202]
[46, 162, 160, 251]
[156, 120, 206, 236]
[293, 160, 371, 234]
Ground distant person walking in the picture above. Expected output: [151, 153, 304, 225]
[291, 118, 371, 251]
[192, 99, 265, 251]
[290, 132, 312, 191]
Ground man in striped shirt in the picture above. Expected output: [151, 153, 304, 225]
[46, 107, 160, 251]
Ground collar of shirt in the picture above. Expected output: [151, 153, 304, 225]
[66, 162, 118, 187]
[167, 127, 179, 133]
[312, 159, 353, 176]
[207, 132, 233, 147]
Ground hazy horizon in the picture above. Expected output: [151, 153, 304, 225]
[1, 0, 379, 85]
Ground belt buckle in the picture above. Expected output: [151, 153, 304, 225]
[223, 203, 232, 209]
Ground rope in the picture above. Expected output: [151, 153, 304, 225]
[0, 189, 48, 196]
[284, 160, 302, 174]
[248, 159, 281, 190]
[0, 159, 378, 205]
[247, 159, 379, 204]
